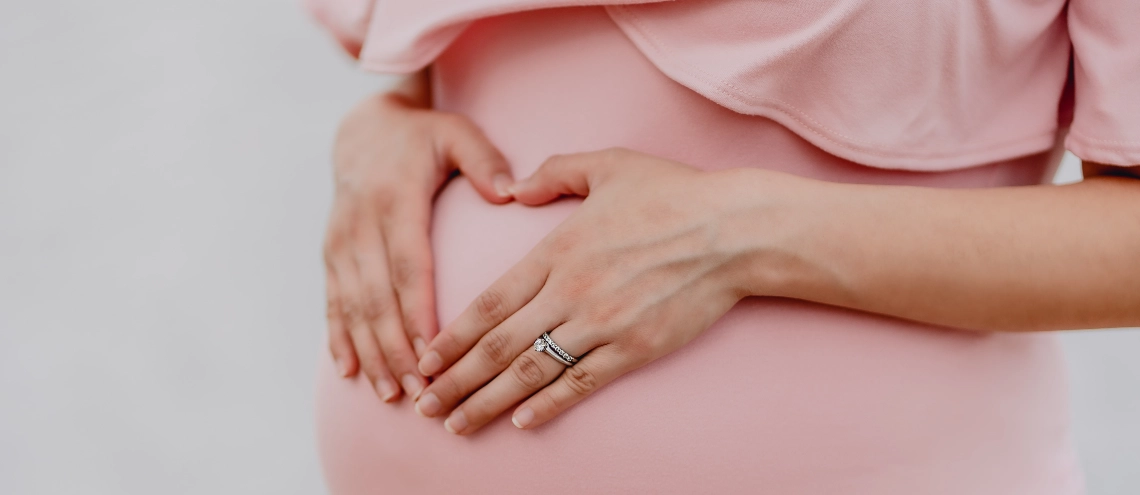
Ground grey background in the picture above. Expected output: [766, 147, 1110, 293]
[1, 1, 1137, 494]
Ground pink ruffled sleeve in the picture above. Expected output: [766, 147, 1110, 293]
[1065, 0, 1140, 166]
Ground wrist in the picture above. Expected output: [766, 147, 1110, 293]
[710, 167, 839, 300]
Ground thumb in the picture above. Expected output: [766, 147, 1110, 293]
[510, 151, 605, 206]
[438, 115, 514, 204]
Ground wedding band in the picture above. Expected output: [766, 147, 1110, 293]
[533, 332, 579, 366]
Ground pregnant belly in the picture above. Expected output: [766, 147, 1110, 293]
[316, 6, 1080, 494]
[318, 179, 1076, 494]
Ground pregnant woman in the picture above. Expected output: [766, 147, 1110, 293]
[307, 1, 1139, 493]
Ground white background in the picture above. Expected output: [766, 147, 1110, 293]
[1, 1, 1138, 493]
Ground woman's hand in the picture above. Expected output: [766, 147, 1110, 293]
[324, 91, 514, 402]
[412, 148, 780, 433]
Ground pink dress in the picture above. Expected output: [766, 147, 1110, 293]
[307, 1, 1138, 493]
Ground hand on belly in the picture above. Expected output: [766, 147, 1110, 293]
[321, 93, 517, 403]
[412, 147, 789, 434]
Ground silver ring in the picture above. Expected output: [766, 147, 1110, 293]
[533, 332, 579, 366]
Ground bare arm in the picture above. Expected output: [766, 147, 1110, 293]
[408, 149, 1140, 432]
[736, 162, 1140, 332]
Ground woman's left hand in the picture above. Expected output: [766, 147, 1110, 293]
[412, 148, 780, 434]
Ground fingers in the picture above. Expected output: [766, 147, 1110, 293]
[413, 294, 564, 422]
[331, 253, 401, 401]
[437, 114, 515, 203]
[511, 344, 626, 430]
[439, 324, 599, 435]
[417, 249, 550, 377]
[356, 232, 427, 400]
[510, 148, 622, 205]
[382, 203, 438, 358]
[325, 269, 356, 377]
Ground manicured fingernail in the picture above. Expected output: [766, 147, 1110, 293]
[419, 351, 442, 376]
[376, 380, 399, 402]
[401, 374, 424, 400]
[493, 174, 513, 198]
[335, 358, 349, 377]
[413, 337, 427, 357]
[512, 407, 534, 429]
[444, 410, 467, 435]
[415, 392, 441, 417]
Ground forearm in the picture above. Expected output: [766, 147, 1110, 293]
[729, 169, 1140, 332]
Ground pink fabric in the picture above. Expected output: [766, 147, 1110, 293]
[1065, 0, 1140, 166]
[305, 0, 1140, 169]
[314, 7, 1085, 494]
[303, 0, 665, 71]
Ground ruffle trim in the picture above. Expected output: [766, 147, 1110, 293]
[306, 0, 1134, 170]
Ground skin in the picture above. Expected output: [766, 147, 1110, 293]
[326, 71, 1140, 432]
[323, 69, 515, 401]
[411, 148, 1140, 434]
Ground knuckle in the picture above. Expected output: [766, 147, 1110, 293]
[401, 311, 423, 339]
[584, 305, 618, 327]
[385, 352, 419, 376]
[510, 353, 547, 389]
[558, 271, 595, 299]
[622, 336, 652, 358]
[373, 192, 398, 215]
[378, 338, 415, 365]
[388, 257, 420, 290]
[341, 300, 364, 328]
[356, 351, 383, 378]
[542, 229, 577, 256]
[325, 297, 341, 320]
[478, 330, 515, 367]
[361, 364, 384, 382]
[432, 374, 465, 404]
[539, 389, 563, 412]
[585, 301, 635, 332]
[473, 288, 509, 325]
[361, 287, 393, 323]
[620, 330, 664, 361]
[564, 365, 598, 396]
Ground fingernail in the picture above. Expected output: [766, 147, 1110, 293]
[376, 380, 399, 402]
[413, 337, 427, 357]
[493, 174, 513, 198]
[512, 407, 534, 429]
[415, 392, 441, 417]
[444, 410, 467, 435]
[419, 351, 442, 376]
[335, 358, 349, 377]
[401, 374, 425, 400]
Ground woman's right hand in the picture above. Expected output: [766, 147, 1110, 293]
[324, 88, 514, 402]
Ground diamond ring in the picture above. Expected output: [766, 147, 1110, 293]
[533, 332, 579, 367]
